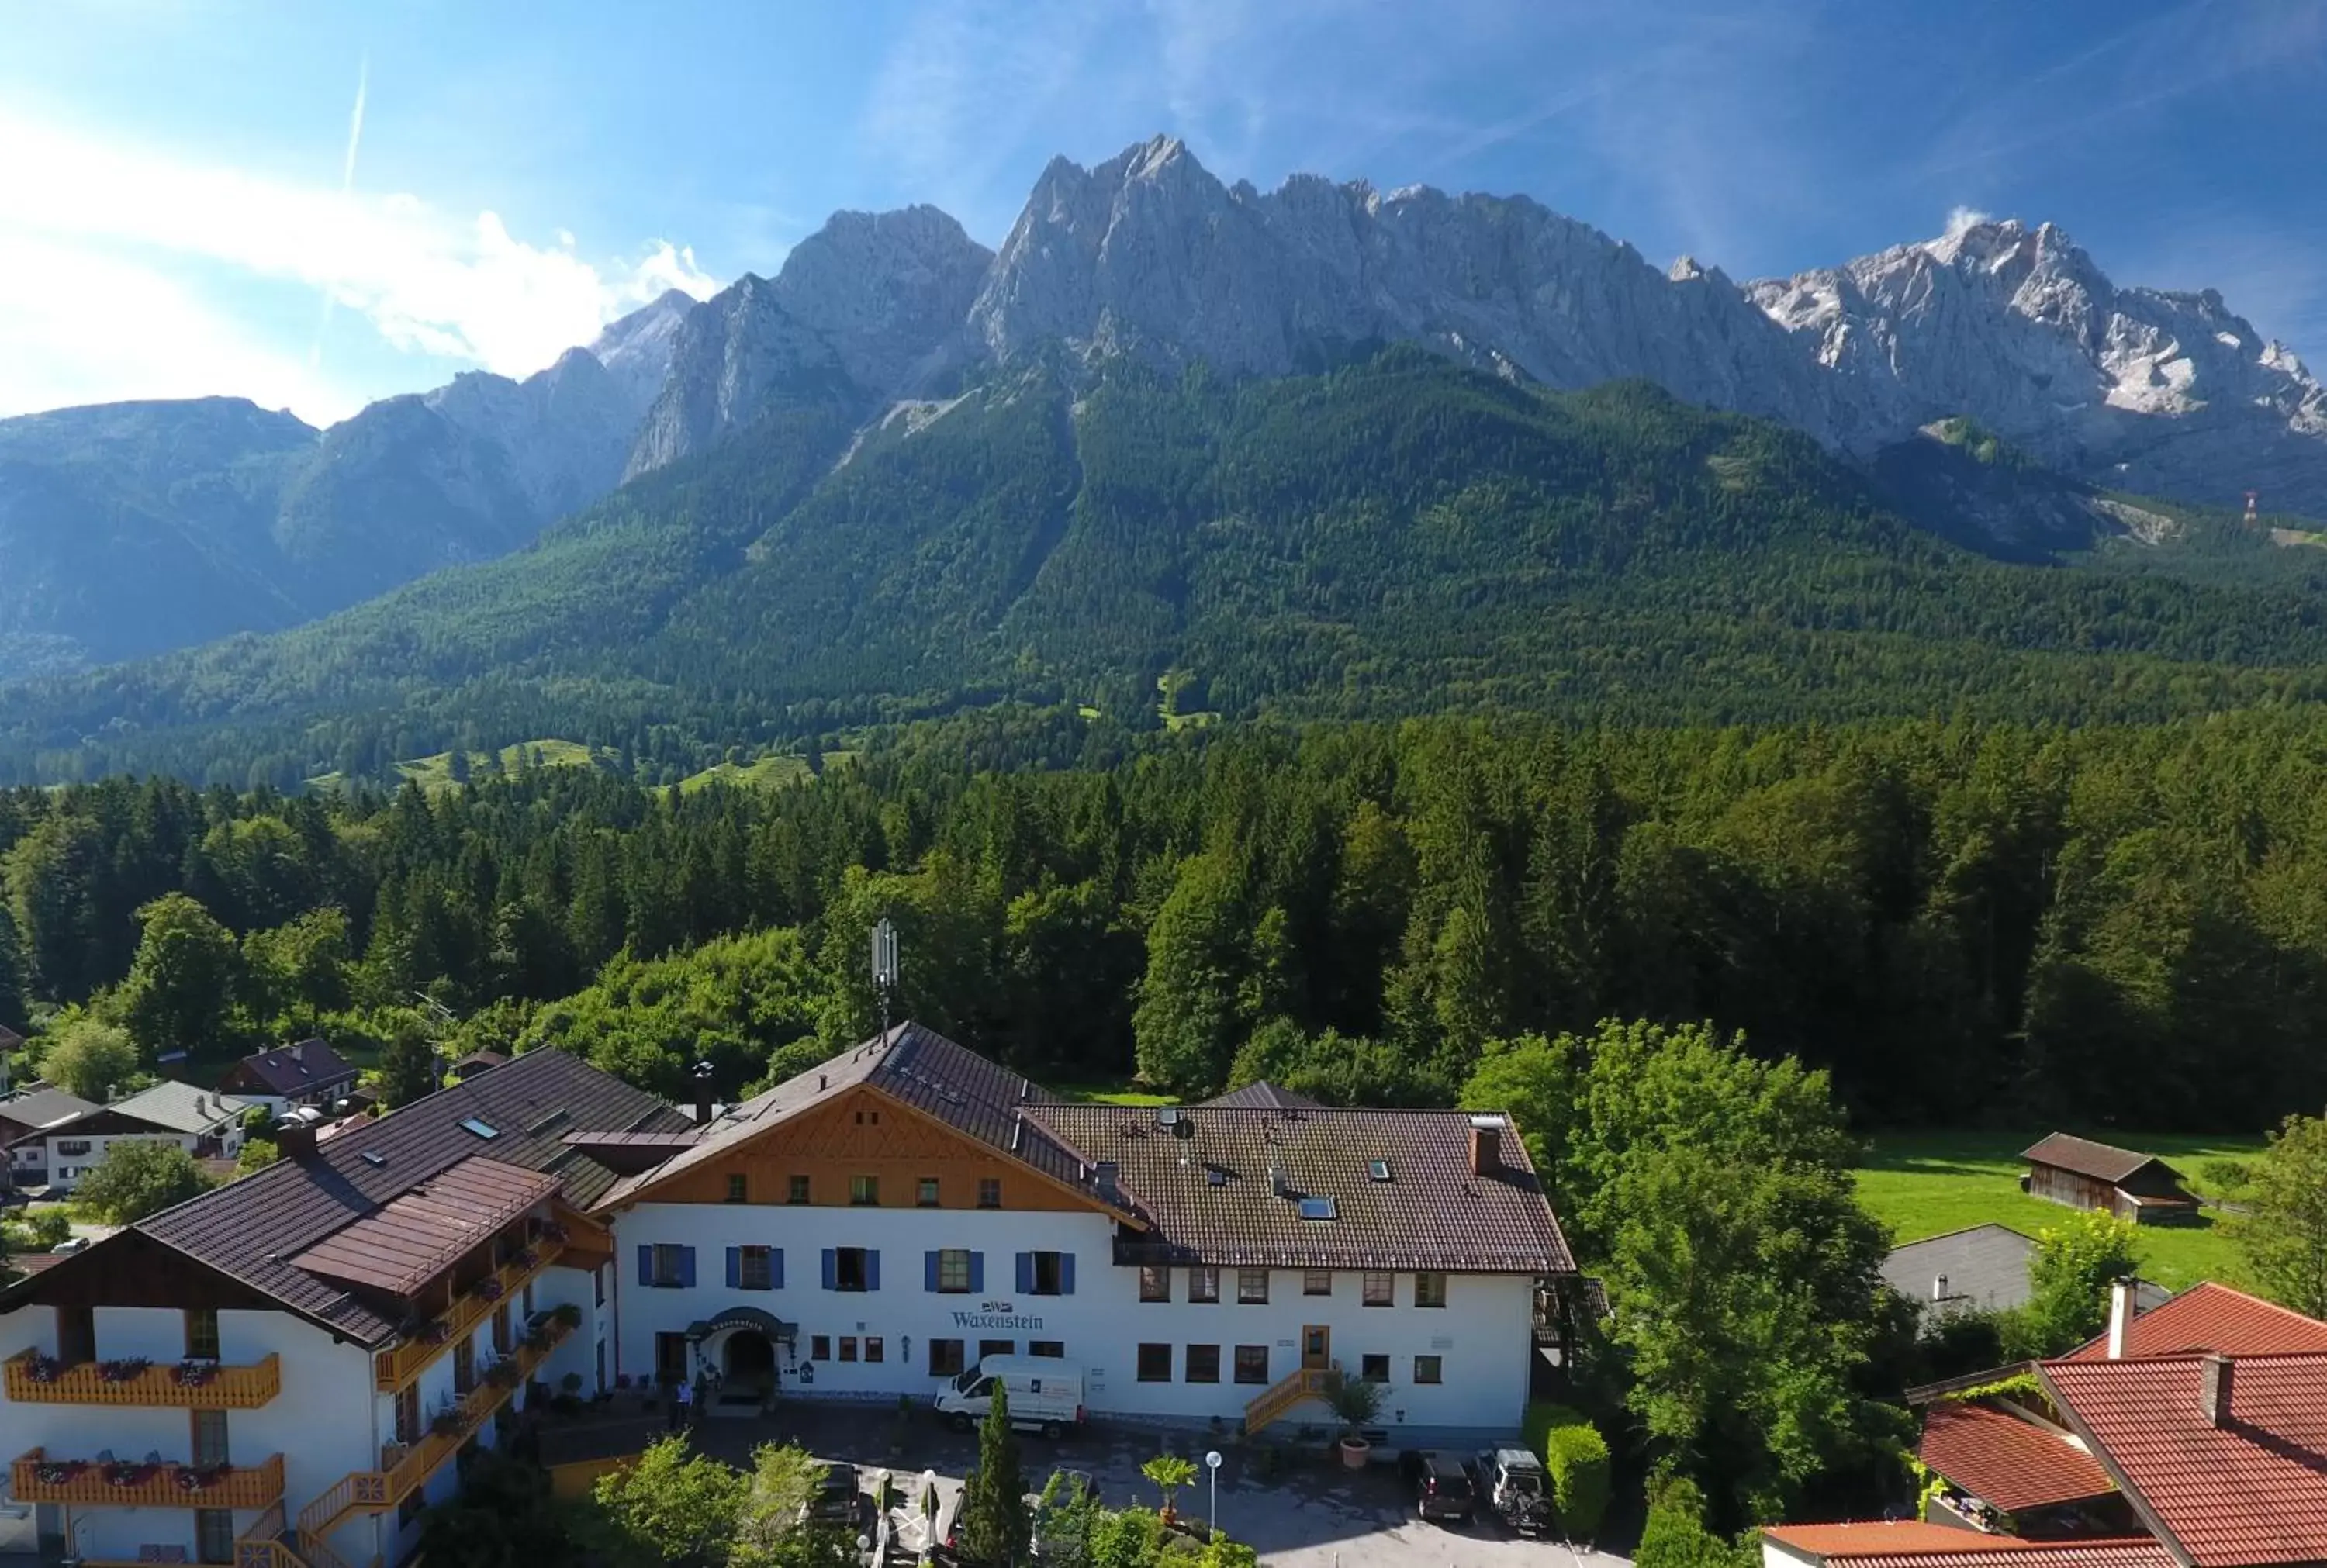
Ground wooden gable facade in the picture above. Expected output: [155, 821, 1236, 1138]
[610, 1083, 1120, 1218]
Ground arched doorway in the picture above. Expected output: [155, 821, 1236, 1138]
[724, 1329, 776, 1387]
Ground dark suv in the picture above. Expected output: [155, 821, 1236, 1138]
[807, 1462, 863, 1526]
[1409, 1450, 1475, 1525]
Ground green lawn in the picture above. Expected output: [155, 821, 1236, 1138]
[1855, 1129, 2266, 1292]
[680, 754, 815, 793]
[1049, 1082, 1173, 1107]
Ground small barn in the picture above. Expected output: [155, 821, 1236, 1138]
[2020, 1133, 2198, 1225]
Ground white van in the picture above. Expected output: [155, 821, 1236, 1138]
[932, 1355, 1085, 1438]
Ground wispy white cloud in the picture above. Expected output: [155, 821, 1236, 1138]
[0, 108, 719, 423]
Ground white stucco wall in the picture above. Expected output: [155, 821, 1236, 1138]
[1, 1303, 381, 1565]
[609, 1201, 1536, 1440]
[37, 1131, 196, 1193]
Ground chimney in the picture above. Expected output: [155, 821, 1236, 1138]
[2200, 1352, 2234, 1427]
[690, 1060, 714, 1127]
[2107, 1280, 2136, 1359]
[1934, 1274, 1950, 1302]
[1268, 1157, 1288, 1198]
[1468, 1114, 1502, 1178]
[1094, 1160, 1121, 1204]
[274, 1117, 317, 1161]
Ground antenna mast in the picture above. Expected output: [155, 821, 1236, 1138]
[871, 917, 900, 1039]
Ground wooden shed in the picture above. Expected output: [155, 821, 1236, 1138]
[2020, 1133, 2198, 1225]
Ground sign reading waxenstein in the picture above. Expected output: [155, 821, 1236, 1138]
[951, 1300, 1044, 1331]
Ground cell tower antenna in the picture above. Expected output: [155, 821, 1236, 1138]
[871, 917, 900, 1040]
[2246, 491, 2260, 528]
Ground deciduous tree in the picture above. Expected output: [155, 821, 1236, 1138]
[2241, 1114, 2327, 1319]
[74, 1141, 213, 1224]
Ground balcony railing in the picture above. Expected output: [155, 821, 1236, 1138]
[10, 1448, 284, 1510]
[372, 1237, 565, 1394]
[5, 1351, 281, 1408]
[306, 1314, 573, 1542]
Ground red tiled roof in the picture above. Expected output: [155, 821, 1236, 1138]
[2045, 1350, 2327, 1566]
[1919, 1401, 2115, 1511]
[1762, 1523, 2166, 1567]
[2066, 1282, 2327, 1362]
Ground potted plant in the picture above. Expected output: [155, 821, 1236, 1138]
[172, 1359, 217, 1387]
[1320, 1367, 1385, 1470]
[1142, 1453, 1198, 1528]
[561, 1373, 583, 1397]
[551, 1303, 583, 1330]
[430, 1409, 465, 1438]
[24, 1354, 63, 1383]
[99, 1356, 152, 1383]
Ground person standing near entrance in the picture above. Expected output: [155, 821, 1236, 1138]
[672, 1376, 693, 1429]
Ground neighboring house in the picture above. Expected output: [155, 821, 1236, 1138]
[1883, 1225, 2038, 1314]
[1195, 1081, 1325, 1111]
[0, 1086, 102, 1197]
[220, 1039, 359, 1117]
[0, 1048, 662, 1568]
[4, 1082, 254, 1196]
[0, 1021, 1573, 1568]
[1882, 1224, 2168, 1319]
[449, 1050, 510, 1079]
[2020, 1133, 2199, 1224]
[1766, 1281, 2327, 1568]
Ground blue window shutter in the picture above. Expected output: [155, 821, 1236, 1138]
[1060, 1253, 1076, 1296]
[637, 1245, 652, 1286]
[1015, 1252, 1033, 1295]
[821, 1249, 837, 1291]
[969, 1252, 984, 1293]
[771, 1249, 784, 1290]
[679, 1248, 697, 1288]
[725, 1248, 740, 1289]
[925, 1251, 941, 1293]
[866, 1251, 880, 1292]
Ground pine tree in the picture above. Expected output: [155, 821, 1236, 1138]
[957, 1382, 1029, 1566]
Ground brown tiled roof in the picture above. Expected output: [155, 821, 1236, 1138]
[291, 1156, 561, 1295]
[2044, 1350, 2327, 1566]
[229, 1038, 358, 1098]
[1196, 1081, 1323, 1112]
[2065, 1282, 2327, 1363]
[1918, 1400, 2115, 1511]
[1029, 1102, 1574, 1273]
[1762, 1522, 2167, 1568]
[9, 1048, 687, 1344]
[595, 1024, 1104, 1214]
[2021, 1135, 2175, 1187]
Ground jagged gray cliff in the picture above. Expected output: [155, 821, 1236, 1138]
[7, 135, 2324, 683]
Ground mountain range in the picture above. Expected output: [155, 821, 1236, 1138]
[4, 136, 2327, 779]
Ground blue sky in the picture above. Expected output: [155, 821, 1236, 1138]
[4, 0, 2322, 425]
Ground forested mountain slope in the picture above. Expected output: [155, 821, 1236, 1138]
[6, 347, 2327, 786]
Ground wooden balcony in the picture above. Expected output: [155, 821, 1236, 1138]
[307, 1314, 573, 1542]
[5, 1350, 281, 1408]
[372, 1237, 566, 1394]
[11, 1448, 284, 1510]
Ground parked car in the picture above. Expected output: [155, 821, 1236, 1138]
[1467, 1448, 1554, 1535]
[807, 1461, 864, 1526]
[1404, 1450, 1475, 1525]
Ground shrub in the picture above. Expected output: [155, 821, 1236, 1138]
[1543, 1421, 1611, 1539]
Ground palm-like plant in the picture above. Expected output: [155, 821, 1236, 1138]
[1322, 1366, 1385, 1439]
[1142, 1453, 1199, 1525]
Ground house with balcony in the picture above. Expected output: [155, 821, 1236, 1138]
[7, 1083, 256, 1197]
[590, 1023, 1575, 1449]
[1, 1086, 100, 1197]
[218, 1042, 359, 1121]
[1764, 1282, 2327, 1568]
[0, 1049, 679, 1568]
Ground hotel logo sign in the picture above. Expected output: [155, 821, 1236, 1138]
[951, 1300, 1044, 1331]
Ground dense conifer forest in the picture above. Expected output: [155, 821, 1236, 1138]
[5, 710, 2324, 1132]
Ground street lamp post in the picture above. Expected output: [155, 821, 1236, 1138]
[1205, 1449, 1222, 1539]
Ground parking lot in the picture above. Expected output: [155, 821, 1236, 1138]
[551, 1400, 1633, 1568]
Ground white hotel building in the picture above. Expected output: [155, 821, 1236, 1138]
[0, 1024, 1573, 1568]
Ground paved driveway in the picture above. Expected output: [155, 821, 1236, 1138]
[589, 1400, 1632, 1568]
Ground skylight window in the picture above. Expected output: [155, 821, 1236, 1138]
[1297, 1196, 1338, 1221]
[1367, 1159, 1392, 1183]
[360, 1151, 387, 1168]
[459, 1117, 500, 1140]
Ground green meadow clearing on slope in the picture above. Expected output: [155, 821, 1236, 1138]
[1855, 1129, 2269, 1292]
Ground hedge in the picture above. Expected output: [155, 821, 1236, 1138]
[1526, 1401, 1610, 1539]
